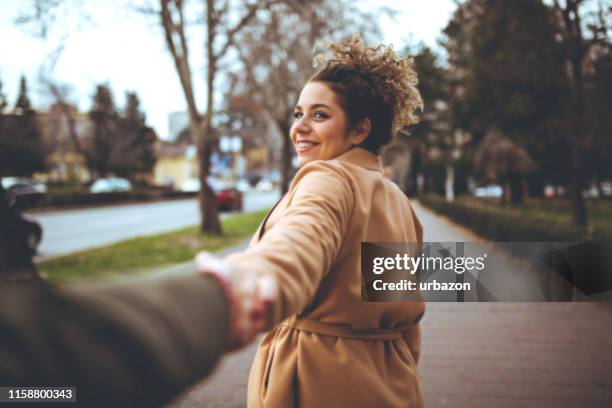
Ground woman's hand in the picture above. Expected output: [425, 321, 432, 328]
[195, 252, 277, 351]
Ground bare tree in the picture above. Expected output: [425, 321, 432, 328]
[45, 82, 95, 178]
[159, 0, 283, 233]
[233, 5, 311, 193]
[15, 1, 94, 179]
[18, 0, 275, 233]
[230, 1, 383, 193]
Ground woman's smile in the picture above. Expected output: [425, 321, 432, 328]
[295, 140, 320, 154]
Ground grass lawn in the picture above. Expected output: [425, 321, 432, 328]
[37, 209, 269, 284]
[457, 196, 612, 236]
[47, 185, 89, 194]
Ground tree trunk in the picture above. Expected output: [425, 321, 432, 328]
[594, 174, 604, 199]
[407, 148, 422, 197]
[569, 51, 588, 227]
[195, 121, 221, 236]
[570, 141, 587, 226]
[508, 173, 523, 205]
[500, 178, 509, 207]
[197, 0, 222, 235]
[555, 0, 589, 227]
[198, 106, 222, 234]
[50, 86, 94, 182]
[445, 163, 455, 202]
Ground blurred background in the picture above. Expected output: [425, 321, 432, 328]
[1, 0, 610, 244]
[0, 1, 611, 405]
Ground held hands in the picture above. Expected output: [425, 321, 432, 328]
[195, 252, 277, 351]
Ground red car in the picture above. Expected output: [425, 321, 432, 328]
[215, 186, 243, 212]
[180, 177, 243, 212]
[207, 178, 243, 212]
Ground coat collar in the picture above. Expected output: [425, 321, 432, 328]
[334, 147, 383, 173]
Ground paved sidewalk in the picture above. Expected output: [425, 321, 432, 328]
[167, 201, 612, 407]
[412, 202, 612, 408]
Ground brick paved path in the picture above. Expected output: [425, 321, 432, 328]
[168, 201, 612, 407]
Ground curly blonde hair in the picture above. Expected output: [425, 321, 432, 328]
[309, 35, 423, 153]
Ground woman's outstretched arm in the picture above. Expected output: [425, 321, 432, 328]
[198, 160, 354, 334]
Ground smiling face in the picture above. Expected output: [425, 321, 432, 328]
[290, 81, 362, 167]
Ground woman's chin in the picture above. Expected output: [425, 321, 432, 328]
[297, 155, 316, 167]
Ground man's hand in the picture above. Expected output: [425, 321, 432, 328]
[195, 252, 277, 351]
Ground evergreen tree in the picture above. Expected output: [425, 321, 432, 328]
[125, 93, 157, 177]
[108, 92, 157, 181]
[0, 76, 46, 177]
[14, 77, 32, 113]
[88, 84, 118, 178]
[584, 48, 612, 187]
[443, 0, 571, 198]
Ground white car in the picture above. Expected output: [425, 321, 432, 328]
[1, 177, 47, 196]
[473, 185, 503, 198]
[90, 178, 132, 193]
[255, 179, 274, 192]
[236, 178, 251, 193]
[180, 178, 201, 193]
[180, 177, 231, 193]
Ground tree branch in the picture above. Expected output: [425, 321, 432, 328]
[48, 84, 86, 159]
[160, 0, 200, 123]
[215, 0, 280, 59]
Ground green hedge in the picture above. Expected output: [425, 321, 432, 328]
[418, 194, 608, 241]
[17, 190, 197, 210]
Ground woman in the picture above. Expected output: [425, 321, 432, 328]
[198, 35, 425, 407]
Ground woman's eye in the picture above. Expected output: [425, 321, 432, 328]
[314, 112, 328, 119]
[293, 112, 303, 119]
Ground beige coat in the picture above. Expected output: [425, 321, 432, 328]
[226, 147, 425, 408]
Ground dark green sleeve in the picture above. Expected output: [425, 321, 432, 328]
[0, 274, 229, 407]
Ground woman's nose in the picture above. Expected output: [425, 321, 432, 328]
[294, 117, 311, 133]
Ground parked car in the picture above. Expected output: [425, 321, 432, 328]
[90, 178, 132, 193]
[236, 178, 251, 193]
[1, 177, 47, 196]
[180, 178, 201, 193]
[215, 184, 243, 212]
[180, 177, 243, 211]
[210, 178, 243, 212]
[1, 177, 47, 207]
[583, 181, 612, 198]
[255, 178, 274, 192]
[258, 169, 283, 191]
[473, 184, 503, 198]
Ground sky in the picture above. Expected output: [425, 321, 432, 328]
[0, 0, 457, 140]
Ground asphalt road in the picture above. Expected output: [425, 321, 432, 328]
[30, 189, 280, 261]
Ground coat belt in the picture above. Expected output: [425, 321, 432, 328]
[281, 317, 408, 341]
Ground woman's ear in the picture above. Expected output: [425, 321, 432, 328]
[350, 118, 372, 145]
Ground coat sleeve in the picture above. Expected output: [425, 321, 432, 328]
[0, 274, 229, 408]
[225, 161, 355, 324]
